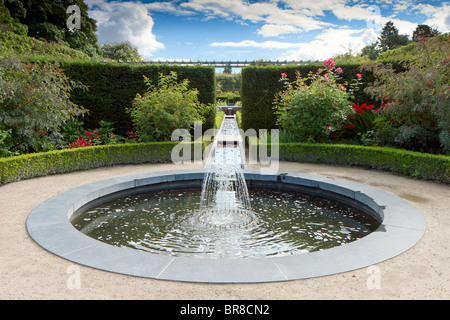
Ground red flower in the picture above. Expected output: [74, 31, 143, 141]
[323, 58, 336, 69]
[69, 139, 92, 148]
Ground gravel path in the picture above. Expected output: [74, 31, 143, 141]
[1, 162, 448, 299]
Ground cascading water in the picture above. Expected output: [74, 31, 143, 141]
[195, 115, 258, 229]
[71, 114, 381, 259]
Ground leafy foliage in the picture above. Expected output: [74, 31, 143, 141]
[0, 29, 91, 61]
[101, 42, 142, 61]
[241, 63, 370, 132]
[128, 72, 209, 142]
[274, 60, 361, 143]
[3, 0, 102, 59]
[0, 56, 87, 154]
[363, 34, 450, 154]
[412, 24, 440, 42]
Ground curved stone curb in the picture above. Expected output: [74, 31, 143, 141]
[26, 169, 426, 283]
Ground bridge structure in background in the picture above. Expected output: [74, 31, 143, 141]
[126, 60, 319, 69]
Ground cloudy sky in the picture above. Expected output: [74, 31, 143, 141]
[86, 0, 450, 62]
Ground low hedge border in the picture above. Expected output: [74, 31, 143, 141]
[0, 142, 179, 185]
[275, 143, 450, 184]
[1, 142, 448, 186]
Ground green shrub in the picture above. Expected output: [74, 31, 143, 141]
[274, 60, 361, 143]
[0, 56, 87, 154]
[241, 63, 372, 132]
[128, 72, 209, 142]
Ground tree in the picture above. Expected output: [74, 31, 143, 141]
[101, 42, 142, 61]
[0, 0, 28, 35]
[413, 24, 440, 42]
[223, 63, 232, 74]
[377, 21, 410, 52]
[361, 42, 381, 60]
[4, 0, 102, 59]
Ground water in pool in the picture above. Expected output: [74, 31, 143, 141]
[71, 187, 379, 259]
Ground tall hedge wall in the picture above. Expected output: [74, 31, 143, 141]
[241, 64, 374, 132]
[61, 62, 216, 134]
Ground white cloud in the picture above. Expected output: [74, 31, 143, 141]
[179, 0, 331, 33]
[86, 0, 165, 58]
[422, 2, 450, 33]
[210, 26, 379, 60]
[277, 27, 378, 61]
[257, 24, 302, 37]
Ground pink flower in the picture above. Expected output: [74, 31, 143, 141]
[281, 73, 287, 78]
[323, 58, 335, 69]
[328, 126, 333, 131]
[335, 67, 343, 73]
[356, 73, 362, 78]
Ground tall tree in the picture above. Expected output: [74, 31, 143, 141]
[223, 63, 232, 74]
[4, 0, 101, 59]
[0, 0, 27, 35]
[412, 24, 440, 42]
[377, 21, 410, 52]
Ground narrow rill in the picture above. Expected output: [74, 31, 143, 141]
[195, 115, 257, 229]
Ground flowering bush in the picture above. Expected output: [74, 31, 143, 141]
[0, 56, 86, 154]
[62, 120, 122, 149]
[363, 34, 449, 154]
[274, 59, 361, 143]
[338, 102, 388, 144]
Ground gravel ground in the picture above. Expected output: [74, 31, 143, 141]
[1, 161, 449, 300]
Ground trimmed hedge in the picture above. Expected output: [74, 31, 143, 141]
[60, 61, 216, 134]
[0, 142, 179, 185]
[1, 142, 448, 185]
[241, 64, 374, 132]
[276, 143, 450, 184]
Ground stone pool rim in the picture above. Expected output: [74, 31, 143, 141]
[26, 169, 426, 283]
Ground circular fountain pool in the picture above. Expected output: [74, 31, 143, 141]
[26, 169, 426, 283]
[71, 187, 379, 259]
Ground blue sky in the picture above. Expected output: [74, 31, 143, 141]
[86, 0, 450, 63]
